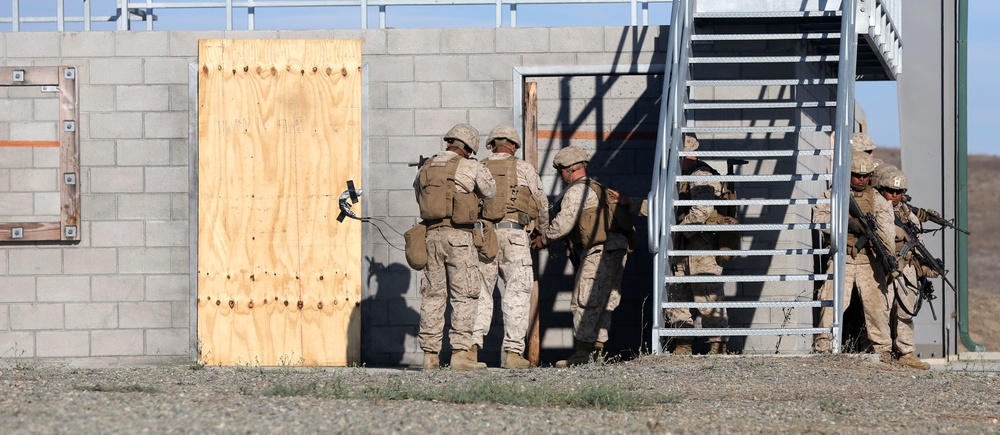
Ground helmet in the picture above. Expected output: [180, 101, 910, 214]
[552, 146, 591, 169]
[871, 162, 896, 185]
[851, 150, 874, 174]
[444, 123, 480, 154]
[851, 132, 876, 152]
[486, 125, 521, 150]
[875, 167, 907, 190]
[683, 134, 700, 151]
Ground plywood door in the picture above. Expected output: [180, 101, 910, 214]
[198, 39, 362, 366]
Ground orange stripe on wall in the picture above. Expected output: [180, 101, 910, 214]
[0, 140, 60, 148]
[536, 130, 658, 141]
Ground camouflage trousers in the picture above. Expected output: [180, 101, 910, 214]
[474, 227, 533, 354]
[890, 264, 920, 355]
[571, 245, 627, 344]
[667, 255, 728, 343]
[815, 251, 891, 353]
[418, 226, 481, 353]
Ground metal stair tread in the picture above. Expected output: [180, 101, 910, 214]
[666, 248, 831, 256]
[674, 198, 831, 206]
[685, 101, 837, 109]
[671, 223, 828, 232]
[688, 55, 839, 64]
[681, 125, 834, 134]
[678, 150, 834, 157]
[676, 174, 832, 182]
[655, 327, 833, 337]
[688, 78, 838, 86]
[661, 300, 832, 309]
[691, 32, 841, 41]
[694, 11, 841, 19]
[663, 274, 833, 283]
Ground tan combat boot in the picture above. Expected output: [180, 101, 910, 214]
[450, 349, 487, 371]
[555, 341, 595, 368]
[502, 351, 531, 369]
[897, 353, 930, 370]
[813, 335, 833, 354]
[708, 342, 727, 355]
[470, 344, 480, 363]
[672, 338, 693, 355]
[423, 352, 440, 370]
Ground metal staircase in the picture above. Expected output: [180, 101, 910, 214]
[648, 0, 898, 354]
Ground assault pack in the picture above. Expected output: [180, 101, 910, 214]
[566, 178, 636, 252]
[416, 154, 479, 225]
[480, 157, 540, 225]
[677, 160, 741, 260]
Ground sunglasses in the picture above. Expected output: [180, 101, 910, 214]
[884, 188, 906, 195]
[851, 172, 872, 178]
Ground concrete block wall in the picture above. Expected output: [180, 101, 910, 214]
[0, 26, 672, 367]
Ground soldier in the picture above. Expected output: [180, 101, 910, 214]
[812, 150, 896, 362]
[852, 132, 884, 170]
[666, 135, 730, 355]
[413, 123, 496, 371]
[473, 125, 550, 369]
[872, 166, 932, 370]
[532, 146, 631, 368]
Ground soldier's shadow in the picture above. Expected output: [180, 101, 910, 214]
[365, 258, 419, 367]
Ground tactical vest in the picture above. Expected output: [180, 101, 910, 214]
[416, 154, 479, 225]
[677, 160, 736, 223]
[847, 186, 876, 251]
[566, 178, 635, 251]
[480, 157, 539, 224]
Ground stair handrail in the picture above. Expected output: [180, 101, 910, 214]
[830, 0, 860, 354]
[648, 0, 693, 354]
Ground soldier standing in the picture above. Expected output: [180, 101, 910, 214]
[533, 146, 631, 368]
[872, 166, 932, 370]
[812, 151, 896, 361]
[413, 123, 495, 371]
[666, 135, 731, 355]
[473, 125, 550, 369]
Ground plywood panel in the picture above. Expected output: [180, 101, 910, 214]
[198, 39, 362, 366]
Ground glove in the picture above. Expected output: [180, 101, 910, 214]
[847, 217, 863, 233]
[920, 265, 940, 279]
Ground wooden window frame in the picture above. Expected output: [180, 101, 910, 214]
[0, 66, 80, 243]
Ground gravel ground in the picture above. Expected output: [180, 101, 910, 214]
[2, 355, 998, 434]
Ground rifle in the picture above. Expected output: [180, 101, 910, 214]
[408, 155, 430, 168]
[723, 159, 749, 218]
[895, 215, 957, 321]
[901, 195, 971, 235]
[847, 195, 902, 280]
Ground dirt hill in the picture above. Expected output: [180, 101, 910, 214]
[878, 148, 1000, 352]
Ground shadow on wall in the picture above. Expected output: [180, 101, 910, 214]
[363, 257, 418, 367]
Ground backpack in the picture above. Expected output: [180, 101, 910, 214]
[416, 154, 478, 225]
[678, 160, 740, 260]
[568, 178, 636, 252]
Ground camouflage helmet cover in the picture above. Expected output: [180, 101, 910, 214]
[444, 123, 481, 154]
[875, 167, 908, 190]
[552, 146, 591, 169]
[486, 125, 521, 149]
[851, 132, 876, 152]
[871, 162, 897, 186]
[851, 150, 874, 174]
[683, 134, 700, 151]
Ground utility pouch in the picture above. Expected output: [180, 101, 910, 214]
[716, 215, 741, 262]
[471, 221, 499, 261]
[404, 223, 428, 270]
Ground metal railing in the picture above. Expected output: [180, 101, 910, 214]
[0, 0, 674, 31]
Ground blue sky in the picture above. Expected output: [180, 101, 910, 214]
[2, 1, 995, 155]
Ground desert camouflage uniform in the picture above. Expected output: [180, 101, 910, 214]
[669, 164, 729, 343]
[812, 187, 895, 353]
[890, 202, 923, 356]
[543, 177, 629, 344]
[474, 153, 551, 354]
[413, 151, 495, 353]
